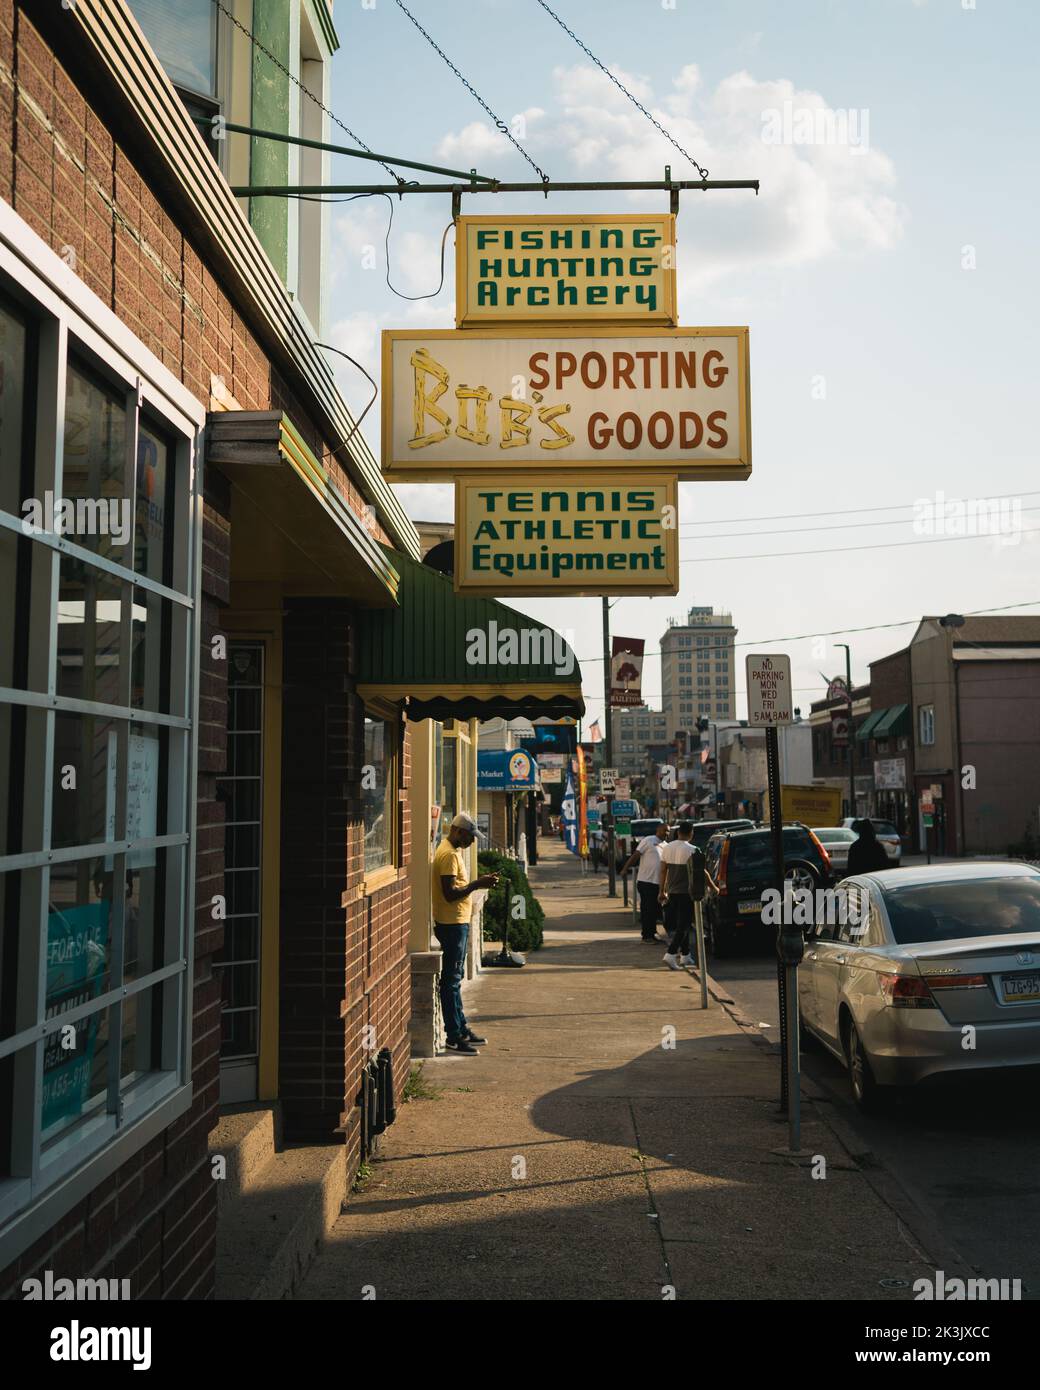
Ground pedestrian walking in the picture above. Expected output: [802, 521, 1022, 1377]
[847, 818, 890, 874]
[432, 813, 499, 1054]
[621, 822, 669, 941]
[658, 821, 698, 970]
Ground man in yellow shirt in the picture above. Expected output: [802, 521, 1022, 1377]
[432, 813, 499, 1054]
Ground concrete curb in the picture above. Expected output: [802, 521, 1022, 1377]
[696, 963, 978, 1283]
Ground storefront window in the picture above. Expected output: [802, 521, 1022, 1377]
[0, 254, 200, 1262]
[363, 715, 396, 875]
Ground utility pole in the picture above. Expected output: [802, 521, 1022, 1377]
[836, 643, 855, 818]
[602, 597, 617, 897]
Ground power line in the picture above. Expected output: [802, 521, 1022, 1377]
[533, 0, 710, 179]
[573, 599, 1040, 665]
[678, 488, 1040, 529]
[678, 524, 1040, 566]
[678, 503, 1040, 543]
[393, 0, 550, 184]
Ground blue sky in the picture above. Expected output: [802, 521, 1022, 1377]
[321, 0, 1040, 728]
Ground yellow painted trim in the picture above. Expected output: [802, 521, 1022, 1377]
[453, 470, 679, 597]
[455, 213, 677, 328]
[220, 613, 283, 1103]
[381, 324, 750, 482]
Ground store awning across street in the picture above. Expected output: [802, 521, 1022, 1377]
[857, 704, 910, 741]
[357, 548, 585, 722]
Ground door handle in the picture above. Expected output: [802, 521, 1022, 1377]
[808, 951, 817, 960]
[835, 955, 846, 965]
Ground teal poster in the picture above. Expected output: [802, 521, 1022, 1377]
[43, 901, 109, 1130]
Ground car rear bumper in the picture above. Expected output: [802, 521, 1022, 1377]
[863, 1010, 1040, 1085]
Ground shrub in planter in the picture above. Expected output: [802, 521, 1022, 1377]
[478, 850, 545, 951]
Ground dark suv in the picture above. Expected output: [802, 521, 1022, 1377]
[703, 825, 833, 957]
[690, 818, 754, 850]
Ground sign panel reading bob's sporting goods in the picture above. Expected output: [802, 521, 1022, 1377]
[454, 473, 678, 596]
[455, 215, 677, 327]
[381, 327, 750, 482]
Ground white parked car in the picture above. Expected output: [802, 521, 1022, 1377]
[811, 826, 857, 873]
[799, 862, 1040, 1110]
[842, 816, 902, 864]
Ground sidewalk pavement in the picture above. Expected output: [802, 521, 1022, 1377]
[297, 840, 968, 1301]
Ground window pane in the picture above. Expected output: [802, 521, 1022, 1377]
[56, 555, 124, 707]
[130, 589, 171, 713]
[42, 1006, 111, 1148]
[135, 422, 174, 586]
[121, 979, 166, 1084]
[362, 717, 393, 873]
[124, 845, 170, 983]
[48, 861, 114, 999]
[51, 713, 120, 850]
[62, 361, 129, 567]
[128, 0, 216, 97]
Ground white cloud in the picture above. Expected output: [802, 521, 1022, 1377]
[433, 62, 906, 291]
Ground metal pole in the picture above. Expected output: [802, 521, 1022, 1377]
[232, 177, 761, 198]
[834, 644, 850, 817]
[602, 598, 617, 898]
[694, 899, 708, 1010]
[766, 726, 789, 1114]
[784, 960, 801, 1151]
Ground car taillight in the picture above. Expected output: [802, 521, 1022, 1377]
[717, 839, 730, 894]
[878, 973, 936, 1008]
[807, 829, 831, 872]
[924, 973, 986, 990]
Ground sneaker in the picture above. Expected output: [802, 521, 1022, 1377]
[662, 953, 681, 971]
[445, 1038, 480, 1054]
[680, 955, 698, 969]
[464, 1030, 488, 1045]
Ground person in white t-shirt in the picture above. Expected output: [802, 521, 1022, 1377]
[658, 822, 698, 969]
[621, 823, 669, 941]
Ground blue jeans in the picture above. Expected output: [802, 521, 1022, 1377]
[434, 922, 470, 1042]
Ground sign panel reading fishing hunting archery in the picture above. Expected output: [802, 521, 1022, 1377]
[381, 327, 750, 483]
[456, 215, 677, 327]
[454, 473, 679, 597]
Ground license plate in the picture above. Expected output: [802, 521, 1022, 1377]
[1001, 971, 1040, 1003]
[738, 900, 762, 914]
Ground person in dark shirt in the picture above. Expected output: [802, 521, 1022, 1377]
[846, 819, 891, 874]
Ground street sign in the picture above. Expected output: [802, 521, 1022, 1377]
[540, 767, 562, 784]
[382, 326, 751, 482]
[778, 784, 842, 825]
[612, 798, 636, 817]
[921, 790, 934, 811]
[931, 783, 944, 799]
[745, 654, 793, 727]
[454, 473, 678, 596]
[614, 778, 631, 799]
[599, 768, 618, 793]
[455, 214, 677, 328]
[616, 818, 632, 836]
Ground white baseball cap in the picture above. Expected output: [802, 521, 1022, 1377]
[451, 812, 485, 840]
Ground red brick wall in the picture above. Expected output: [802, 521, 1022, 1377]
[279, 601, 412, 1167]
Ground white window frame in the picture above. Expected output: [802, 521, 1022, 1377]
[0, 201, 204, 1269]
[918, 704, 935, 747]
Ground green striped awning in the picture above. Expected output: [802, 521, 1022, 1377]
[855, 709, 886, 742]
[872, 703, 910, 738]
[356, 547, 585, 722]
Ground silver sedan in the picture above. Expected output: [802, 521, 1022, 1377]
[798, 862, 1040, 1110]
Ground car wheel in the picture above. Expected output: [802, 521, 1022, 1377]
[845, 1017, 881, 1112]
[707, 916, 730, 959]
[784, 861, 820, 892]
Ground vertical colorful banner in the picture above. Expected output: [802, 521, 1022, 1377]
[561, 771, 579, 855]
[576, 745, 589, 857]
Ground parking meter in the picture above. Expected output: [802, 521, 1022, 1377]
[776, 921, 805, 966]
[688, 846, 706, 901]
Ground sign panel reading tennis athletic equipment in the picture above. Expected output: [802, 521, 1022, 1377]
[454, 473, 678, 596]
[745, 653, 793, 727]
[456, 215, 677, 327]
[381, 327, 750, 482]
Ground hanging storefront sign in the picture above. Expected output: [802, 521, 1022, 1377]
[477, 747, 537, 790]
[454, 473, 678, 596]
[562, 771, 579, 855]
[382, 326, 750, 482]
[609, 637, 646, 706]
[455, 214, 677, 328]
[831, 713, 849, 747]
